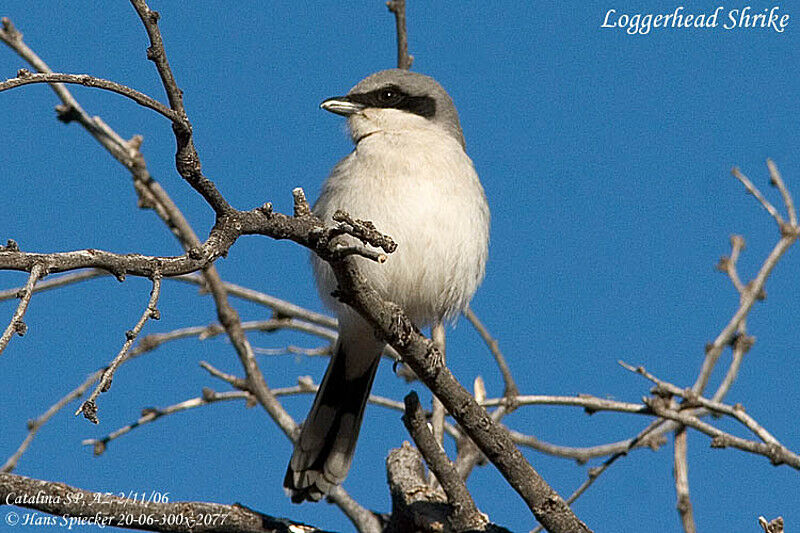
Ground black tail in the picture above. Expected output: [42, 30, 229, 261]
[284, 342, 381, 503]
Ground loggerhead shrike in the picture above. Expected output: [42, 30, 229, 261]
[284, 69, 490, 503]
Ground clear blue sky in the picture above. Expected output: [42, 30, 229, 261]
[1, 2, 799, 532]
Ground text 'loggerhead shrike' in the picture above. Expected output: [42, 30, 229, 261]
[284, 69, 490, 503]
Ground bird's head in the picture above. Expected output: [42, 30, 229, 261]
[320, 69, 465, 148]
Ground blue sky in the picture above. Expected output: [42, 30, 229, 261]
[1, 1, 799, 532]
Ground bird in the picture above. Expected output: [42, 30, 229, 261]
[284, 69, 490, 503]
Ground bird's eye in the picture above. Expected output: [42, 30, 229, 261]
[377, 88, 401, 104]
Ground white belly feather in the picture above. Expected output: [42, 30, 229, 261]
[312, 127, 489, 327]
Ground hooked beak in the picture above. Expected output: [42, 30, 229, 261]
[320, 96, 365, 116]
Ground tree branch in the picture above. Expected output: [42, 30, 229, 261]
[386, 0, 413, 69]
[2, 370, 102, 472]
[402, 392, 489, 532]
[673, 426, 696, 533]
[76, 276, 163, 423]
[0, 472, 332, 533]
[0, 71, 178, 121]
[0, 262, 44, 356]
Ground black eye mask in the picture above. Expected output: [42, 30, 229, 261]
[348, 86, 436, 119]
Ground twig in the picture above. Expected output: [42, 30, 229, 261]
[76, 275, 162, 423]
[175, 273, 337, 328]
[0, 71, 178, 121]
[327, 486, 382, 533]
[509, 422, 665, 464]
[199, 361, 250, 390]
[759, 516, 785, 533]
[767, 159, 796, 226]
[485, 393, 647, 414]
[431, 322, 447, 451]
[673, 426, 696, 533]
[386, 0, 413, 69]
[82, 389, 252, 456]
[2, 370, 102, 472]
[620, 361, 781, 446]
[464, 306, 519, 402]
[132, 318, 337, 359]
[0, 269, 106, 301]
[531, 420, 666, 533]
[731, 167, 784, 227]
[643, 396, 800, 469]
[90, 376, 426, 456]
[253, 344, 332, 357]
[0, 471, 333, 533]
[693, 202, 798, 394]
[716, 235, 747, 295]
[129, 0, 232, 215]
[403, 392, 489, 532]
[0, 262, 45, 355]
[4, 12, 377, 529]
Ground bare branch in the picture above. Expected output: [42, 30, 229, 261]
[0, 269, 106, 301]
[693, 207, 798, 394]
[621, 361, 782, 446]
[0, 471, 333, 533]
[174, 274, 336, 328]
[0, 262, 45, 355]
[464, 306, 519, 402]
[3, 13, 377, 528]
[386, 0, 413, 69]
[673, 426, 696, 533]
[129, 0, 231, 215]
[430, 322, 447, 456]
[2, 370, 102, 472]
[767, 159, 796, 226]
[759, 516, 785, 533]
[82, 389, 253, 456]
[76, 275, 163, 423]
[716, 235, 747, 295]
[0, 71, 178, 121]
[643, 396, 800, 469]
[403, 392, 489, 532]
[326, 486, 382, 533]
[731, 167, 784, 227]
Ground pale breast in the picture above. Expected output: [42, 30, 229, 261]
[312, 129, 489, 327]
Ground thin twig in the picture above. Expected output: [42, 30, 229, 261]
[431, 322, 446, 451]
[673, 426, 696, 533]
[621, 361, 781, 445]
[2, 370, 102, 472]
[386, 0, 413, 69]
[693, 223, 797, 394]
[464, 306, 519, 402]
[531, 419, 666, 533]
[0, 72, 178, 122]
[643, 396, 800, 469]
[129, 0, 232, 215]
[0, 269, 106, 301]
[4, 13, 377, 530]
[731, 167, 784, 227]
[82, 389, 253, 456]
[75, 275, 162, 423]
[767, 159, 796, 226]
[403, 392, 489, 531]
[716, 235, 746, 295]
[175, 273, 337, 328]
[0, 262, 45, 355]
